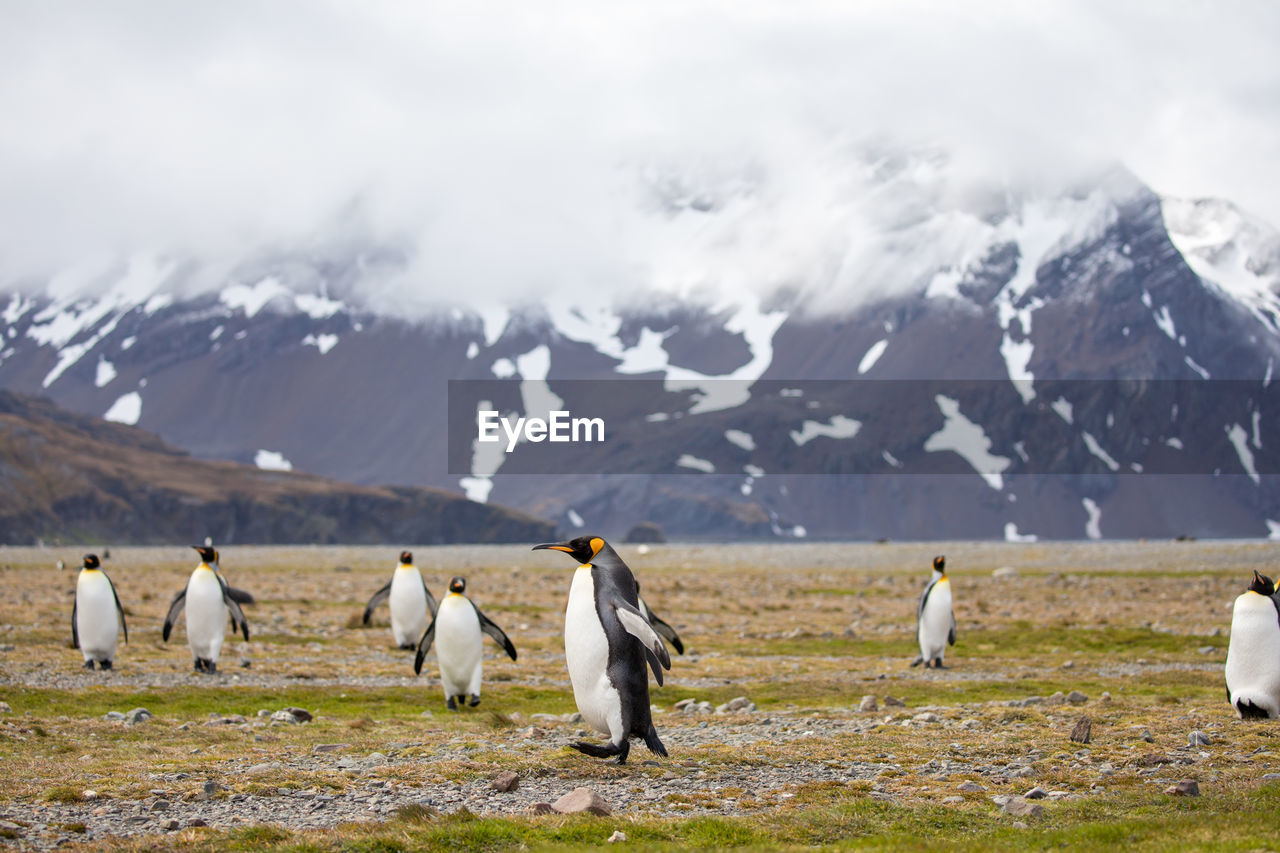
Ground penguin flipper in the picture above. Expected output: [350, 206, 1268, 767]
[71, 598, 79, 649]
[413, 615, 438, 675]
[107, 574, 128, 644]
[225, 586, 256, 606]
[216, 574, 249, 641]
[422, 580, 438, 618]
[613, 599, 672, 677]
[162, 588, 187, 642]
[647, 611, 684, 655]
[948, 612, 957, 647]
[475, 606, 517, 661]
[362, 580, 392, 625]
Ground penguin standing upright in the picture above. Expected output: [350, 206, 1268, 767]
[636, 582, 684, 655]
[72, 554, 127, 670]
[1225, 570, 1280, 719]
[363, 551, 438, 649]
[533, 536, 671, 764]
[912, 555, 956, 669]
[413, 577, 517, 709]
[163, 546, 249, 673]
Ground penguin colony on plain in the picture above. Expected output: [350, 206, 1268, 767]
[64, 542, 1280, 765]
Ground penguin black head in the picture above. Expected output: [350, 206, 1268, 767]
[532, 535, 605, 565]
[400, 551, 413, 565]
[1249, 570, 1276, 596]
[82, 554, 100, 570]
[192, 545, 217, 564]
[932, 555, 946, 574]
[449, 576, 466, 594]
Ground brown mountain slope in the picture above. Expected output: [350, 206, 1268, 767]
[0, 391, 555, 545]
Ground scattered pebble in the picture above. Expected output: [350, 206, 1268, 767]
[883, 696, 906, 708]
[1165, 780, 1200, 797]
[1023, 787, 1047, 800]
[552, 788, 611, 816]
[607, 830, 627, 843]
[1188, 731, 1211, 747]
[492, 772, 519, 793]
[1001, 796, 1044, 818]
[1070, 716, 1092, 744]
[1066, 691, 1088, 705]
[858, 695, 878, 712]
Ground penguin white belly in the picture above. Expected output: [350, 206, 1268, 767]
[564, 567, 623, 740]
[389, 569, 428, 647]
[76, 573, 119, 662]
[1225, 594, 1280, 717]
[435, 596, 483, 697]
[918, 582, 953, 661]
[185, 570, 228, 661]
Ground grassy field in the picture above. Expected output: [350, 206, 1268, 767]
[0, 540, 1278, 851]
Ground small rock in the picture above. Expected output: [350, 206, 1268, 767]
[912, 712, 940, 724]
[528, 802, 554, 815]
[552, 787, 611, 816]
[858, 695, 878, 712]
[1165, 780, 1200, 797]
[1021, 696, 1045, 706]
[491, 772, 519, 793]
[271, 708, 312, 724]
[256, 709, 271, 717]
[312, 744, 345, 754]
[607, 830, 627, 843]
[1045, 692, 1066, 706]
[187, 818, 207, 828]
[202, 781, 222, 795]
[1130, 726, 1154, 743]
[1066, 691, 1088, 705]
[1024, 787, 1047, 800]
[1012, 821, 1029, 830]
[884, 696, 906, 707]
[718, 696, 756, 713]
[1188, 731, 1211, 747]
[163, 819, 180, 831]
[103, 711, 125, 722]
[1070, 716, 1092, 744]
[0, 702, 10, 713]
[124, 708, 153, 725]
[941, 796, 964, 804]
[1099, 692, 1112, 704]
[957, 781, 985, 793]
[1061, 660, 1075, 669]
[561, 712, 584, 723]
[150, 799, 170, 811]
[992, 566, 1020, 579]
[1002, 796, 1044, 818]
[1261, 773, 1280, 780]
[1197, 646, 1216, 655]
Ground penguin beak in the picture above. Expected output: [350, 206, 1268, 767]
[1255, 570, 1264, 584]
[532, 543, 573, 553]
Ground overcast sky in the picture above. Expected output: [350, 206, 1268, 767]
[2, 1, 1278, 305]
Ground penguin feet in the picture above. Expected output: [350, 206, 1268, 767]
[929, 659, 947, 669]
[399, 643, 416, 651]
[446, 697, 458, 711]
[193, 660, 206, 673]
[468, 695, 481, 707]
[570, 740, 630, 764]
[99, 660, 113, 671]
[83, 660, 96, 670]
[206, 661, 217, 674]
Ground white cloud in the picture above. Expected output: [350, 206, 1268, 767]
[0, 1, 1277, 308]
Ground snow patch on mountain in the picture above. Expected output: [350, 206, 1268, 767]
[1226, 423, 1260, 484]
[254, 450, 293, 471]
[103, 391, 142, 425]
[1082, 497, 1102, 540]
[790, 415, 861, 446]
[924, 395, 1009, 490]
[725, 429, 756, 451]
[677, 454, 715, 473]
[302, 333, 339, 355]
[221, 277, 292, 318]
[858, 339, 888, 374]
[94, 357, 116, 388]
[1081, 431, 1120, 471]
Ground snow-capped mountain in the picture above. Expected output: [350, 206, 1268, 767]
[4, 151, 1280, 541]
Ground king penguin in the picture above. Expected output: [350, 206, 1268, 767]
[912, 555, 956, 669]
[533, 535, 671, 764]
[636, 581, 684, 655]
[363, 551, 438, 649]
[72, 554, 127, 670]
[1225, 570, 1280, 719]
[163, 546, 249, 673]
[413, 576, 517, 710]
